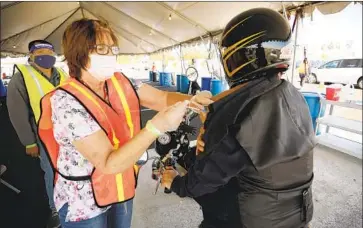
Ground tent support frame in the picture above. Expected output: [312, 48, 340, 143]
[44, 7, 81, 41]
[81, 8, 85, 18]
[290, 10, 301, 84]
[1, 7, 78, 42]
[101, 2, 179, 44]
[157, 2, 210, 34]
[85, 10, 149, 53]
[85, 9, 160, 50]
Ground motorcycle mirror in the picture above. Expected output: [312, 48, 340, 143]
[186, 66, 198, 82]
[136, 151, 149, 166]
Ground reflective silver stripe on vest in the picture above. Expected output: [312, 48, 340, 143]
[24, 65, 45, 97]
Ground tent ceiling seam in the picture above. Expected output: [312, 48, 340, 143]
[101, 2, 179, 43]
[82, 9, 148, 53]
[157, 2, 210, 34]
[111, 24, 160, 50]
[1, 7, 79, 42]
[0, 1, 22, 10]
[81, 8, 85, 18]
[83, 8, 158, 52]
[44, 7, 80, 41]
[118, 33, 149, 53]
[150, 29, 223, 55]
[178, 2, 199, 12]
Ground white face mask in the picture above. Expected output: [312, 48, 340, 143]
[88, 54, 117, 81]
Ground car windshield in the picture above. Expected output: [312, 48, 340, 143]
[322, 60, 340, 68]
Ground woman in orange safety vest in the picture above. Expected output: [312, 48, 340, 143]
[37, 19, 213, 228]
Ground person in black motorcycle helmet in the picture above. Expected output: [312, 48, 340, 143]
[221, 7, 291, 86]
[161, 8, 315, 228]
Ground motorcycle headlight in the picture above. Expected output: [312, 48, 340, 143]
[157, 133, 171, 145]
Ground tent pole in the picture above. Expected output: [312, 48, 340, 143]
[181, 45, 186, 74]
[162, 51, 165, 72]
[290, 11, 300, 85]
[281, 2, 288, 20]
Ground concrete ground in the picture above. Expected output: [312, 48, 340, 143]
[132, 145, 362, 228]
[311, 146, 362, 228]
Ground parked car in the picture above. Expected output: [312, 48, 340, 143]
[308, 58, 363, 89]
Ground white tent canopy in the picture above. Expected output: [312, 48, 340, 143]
[1, 1, 352, 55]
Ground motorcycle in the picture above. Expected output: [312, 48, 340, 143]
[151, 67, 201, 194]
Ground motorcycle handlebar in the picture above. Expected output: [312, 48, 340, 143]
[185, 109, 199, 122]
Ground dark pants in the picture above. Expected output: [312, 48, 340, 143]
[152, 72, 157, 82]
[195, 179, 242, 228]
[299, 73, 306, 87]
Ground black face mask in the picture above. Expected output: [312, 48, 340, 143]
[33, 55, 56, 69]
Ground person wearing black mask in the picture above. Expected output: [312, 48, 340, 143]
[6, 40, 68, 228]
[161, 8, 314, 228]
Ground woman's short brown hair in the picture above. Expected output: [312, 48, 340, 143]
[62, 19, 118, 79]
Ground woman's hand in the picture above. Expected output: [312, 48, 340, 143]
[151, 100, 190, 133]
[190, 91, 213, 112]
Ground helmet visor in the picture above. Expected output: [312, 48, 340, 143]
[220, 39, 292, 78]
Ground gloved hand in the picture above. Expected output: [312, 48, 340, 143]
[161, 167, 179, 190]
[196, 127, 205, 155]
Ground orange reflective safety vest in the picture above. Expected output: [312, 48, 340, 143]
[38, 72, 141, 207]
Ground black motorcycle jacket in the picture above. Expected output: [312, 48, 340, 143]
[171, 75, 315, 228]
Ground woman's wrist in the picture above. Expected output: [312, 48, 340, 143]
[145, 120, 163, 137]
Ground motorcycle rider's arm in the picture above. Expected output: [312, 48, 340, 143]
[124, 74, 212, 111]
[137, 83, 191, 111]
[170, 129, 250, 198]
[136, 83, 212, 112]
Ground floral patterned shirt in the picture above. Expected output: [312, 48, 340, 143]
[50, 78, 143, 222]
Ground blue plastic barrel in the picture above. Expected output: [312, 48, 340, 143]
[211, 79, 223, 96]
[163, 73, 172, 87]
[301, 92, 326, 135]
[180, 75, 190, 94]
[176, 75, 181, 92]
[159, 72, 164, 86]
[201, 77, 212, 91]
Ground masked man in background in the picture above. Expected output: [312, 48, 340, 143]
[162, 8, 315, 228]
[7, 40, 68, 228]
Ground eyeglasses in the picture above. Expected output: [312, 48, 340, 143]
[93, 44, 120, 55]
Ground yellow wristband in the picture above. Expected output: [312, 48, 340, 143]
[146, 121, 162, 137]
[26, 143, 37, 149]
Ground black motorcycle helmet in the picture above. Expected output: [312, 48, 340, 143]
[220, 8, 292, 87]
